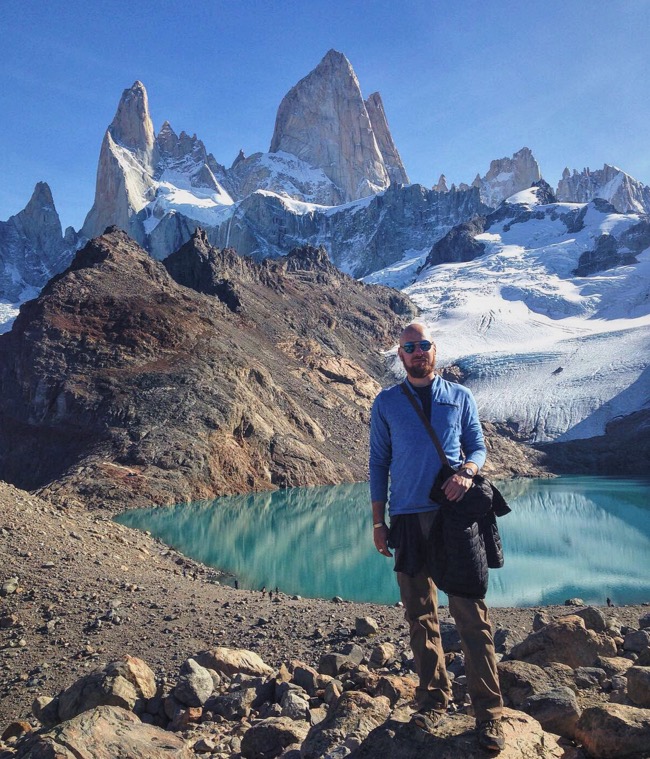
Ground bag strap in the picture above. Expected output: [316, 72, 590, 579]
[399, 382, 450, 466]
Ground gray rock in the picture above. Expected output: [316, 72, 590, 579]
[575, 703, 650, 758]
[300, 690, 391, 759]
[564, 598, 585, 606]
[240, 716, 309, 759]
[522, 687, 581, 739]
[574, 666, 607, 689]
[291, 663, 320, 697]
[570, 606, 607, 632]
[206, 687, 257, 720]
[369, 642, 395, 667]
[623, 629, 650, 654]
[639, 612, 650, 630]
[280, 690, 309, 721]
[626, 666, 650, 708]
[173, 658, 214, 706]
[1, 577, 19, 596]
[498, 660, 553, 708]
[494, 626, 527, 654]
[354, 616, 379, 637]
[194, 646, 274, 678]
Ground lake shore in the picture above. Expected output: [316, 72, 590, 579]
[1, 479, 647, 731]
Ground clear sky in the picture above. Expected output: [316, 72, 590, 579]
[2, 0, 649, 231]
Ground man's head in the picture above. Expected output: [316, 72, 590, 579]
[398, 323, 436, 381]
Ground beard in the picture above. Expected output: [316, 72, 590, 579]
[401, 354, 435, 378]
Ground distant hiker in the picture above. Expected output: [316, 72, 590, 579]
[369, 322, 505, 752]
[607, 597, 612, 607]
[234, 580, 239, 590]
[268, 590, 273, 599]
[260, 586, 266, 594]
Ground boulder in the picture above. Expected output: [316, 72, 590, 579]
[56, 655, 156, 723]
[623, 629, 650, 654]
[369, 642, 395, 667]
[206, 687, 258, 720]
[14, 705, 193, 758]
[240, 716, 309, 759]
[290, 662, 320, 697]
[569, 606, 607, 632]
[194, 647, 274, 678]
[355, 616, 379, 637]
[498, 660, 552, 708]
[626, 666, 650, 708]
[508, 615, 617, 667]
[347, 708, 563, 759]
[300, 690, 391, 759]
[522, 686, 581, 739]
[574, 703, 650, 758]
[173, 658, 214, 706]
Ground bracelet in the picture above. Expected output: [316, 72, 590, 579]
[373, 521, 386, 529]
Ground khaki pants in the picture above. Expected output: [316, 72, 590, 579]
[395, 514, 503, 722]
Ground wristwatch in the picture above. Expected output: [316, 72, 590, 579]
[458, 467, 475, 479]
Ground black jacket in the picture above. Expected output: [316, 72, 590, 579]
[389, 476, 510, 599]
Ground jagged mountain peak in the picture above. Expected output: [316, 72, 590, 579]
[269, 50, 393, 203]
[556, 163, 650, 214]
[109, 80, 155, 155]
[472, 147, 542, 208]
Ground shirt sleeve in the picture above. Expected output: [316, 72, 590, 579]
[369, 395, 391, 502]
[460, 389, 487, 470]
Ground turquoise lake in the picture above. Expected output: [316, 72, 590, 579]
[115, 476, 650, 607]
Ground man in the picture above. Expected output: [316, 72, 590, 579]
[369, 322, 505, 752]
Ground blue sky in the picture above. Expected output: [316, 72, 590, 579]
[2, 0, 649, 230]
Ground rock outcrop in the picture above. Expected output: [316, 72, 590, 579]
[472, 147, 542, 208]
[269, 50, 393, 203]
[0, 183, 75, 302]
[0, 228, 416, 508]
[557, 164, 650, 215]
[364, 92, 409, 187]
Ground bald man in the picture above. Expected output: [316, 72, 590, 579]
[369, 323, 504, 752]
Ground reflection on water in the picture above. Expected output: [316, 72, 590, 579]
[116, 477, 650, 607]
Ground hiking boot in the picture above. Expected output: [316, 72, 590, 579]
[476, 718, 505, 752]
[411, 708, 446, 732]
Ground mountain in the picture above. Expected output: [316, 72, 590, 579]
[371, 184, 650, 467]
[471, 147, 542, 208]
[269, 49, 407, 202]
[0, 228, 417, 508]
[556, 164, 650, 215]
[0, 182, 76, 306]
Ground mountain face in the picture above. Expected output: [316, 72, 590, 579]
[471, 147, 542, 208]
[0, 228, 417, 508]
[270, 50, 406, 202]
[556, 164, 650, 215]
[0, 182, 76, 303]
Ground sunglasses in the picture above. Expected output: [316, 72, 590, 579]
[401, 340, 433, 354]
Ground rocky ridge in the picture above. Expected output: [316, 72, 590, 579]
[0, 227, 421, 509]
[0, 481, 649, 758]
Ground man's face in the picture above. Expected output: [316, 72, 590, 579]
[398, 330, 436, 379]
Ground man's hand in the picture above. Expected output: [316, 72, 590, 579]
[373, 523, 392, 557]
[441, 471, 474, 502]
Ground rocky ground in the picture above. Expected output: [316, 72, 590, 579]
[1, 479, 647, 738]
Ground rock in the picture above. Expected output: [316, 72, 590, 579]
[570, 606, 607, 632]
[347, 707, 563, 759]
[194, 647, 274, 678]
[508, 615, 617, 667]
[369, 642, 395, 668]
[639, 612, 650, 630]
[240, 716, 310, 759]
[280, 689, 309, 721]
[494, 626, 527, 654]
[440, 621, 463, 652]
[626, 666, 650, 707]
[56, 655, 156, 722]
[498, 660, 552, 708]
[574, 703, 650, 759]
[574, 666, 607, 689]
[173, 658, 214, 706]
[318, 644, 364, 678]
[32, 695, 60, 728]
[300, 690, 391, 759]
[522, 686, 581, 739]
[167, 704, 202, 732]
[596, 656, 634, 678]
[533, 611, 553, 631]
[623, 629, 650, 654]
[207, 687, 257, 720]
[564, 598, 585, 607]
[1, 577, 19, 596]
[371, 675, 417, 706]
[1, 721, 31, 741]
[290, 662, 320, 697]
[354, 616, 379, 637]
[473, 148, 542, 208]
[14, 705, 193, 758]
[193, 736, 217, 753]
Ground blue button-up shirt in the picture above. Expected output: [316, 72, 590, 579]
[369, 376, 486, 516]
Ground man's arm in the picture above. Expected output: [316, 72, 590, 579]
[443, 389, 487, 502]
[372, 500, 392, 557]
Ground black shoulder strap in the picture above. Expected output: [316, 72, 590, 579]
[399, 382, 450, 466]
